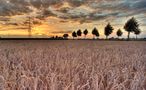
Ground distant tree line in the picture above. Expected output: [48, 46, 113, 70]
[63, 17, 141, 40]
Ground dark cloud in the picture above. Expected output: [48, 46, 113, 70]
[66, 0, 88, 7]
[58, 7, 71, 13]
[9, 0, 63, 8]
[0, 0, 31, 16]
[2, 22, 20, 26]
[9, 0, 30, 6]
[0, 0, 62, 16]
[0, 17, 10, 22]
[42, 9, 57, 17]
[59, 20, 68, 23]
[90, 12, 119, 20]
[22, 17, 43, 25]
[35, 9, 57, 20]
[32, 20, 42, 25]
[0, 0, 146, 24]
[0, 27, 29, 31]
[14, 27, 28, 30]
[132, 0, 146, 9]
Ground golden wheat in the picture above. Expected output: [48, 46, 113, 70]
[0, 41, 146, 90]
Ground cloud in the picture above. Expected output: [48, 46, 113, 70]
[0, 17, 10, 22]
[131, 0, 146, 9]
[51, 30, 72, 34]
[0, 0, 31, 16]
[66, 0, 89, 7]
[0, 0, 146, 24]
[36, 9, 57, 20]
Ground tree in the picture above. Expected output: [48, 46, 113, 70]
[116, 29, 123, 38]
[63, 34, 69, 39]
[134, 29, 141, 39]
[83, 29, 88, 39]
[77, 29, 82, 38]
[92, 27, 100, 39]
[72, 31, 77, 39]
[124, 17, 140, 40]
[55, 36, 58, 39]
[104, 23, 114, 39]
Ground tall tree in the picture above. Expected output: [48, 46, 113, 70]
[124, 17, 140, 40]
[134, 29, 141, 39]
[104, 23, 114, 39]
[116, 29, 123, 38]
[77, 29, 82, 38]
[83, 29, 88, 39]
[92, 27, 100, 39]
[72, 31, 77, 39]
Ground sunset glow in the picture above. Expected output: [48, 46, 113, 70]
[0, 0, 146, 38]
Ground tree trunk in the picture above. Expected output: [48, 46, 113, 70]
[127, 32, 130, 40]
[106, 36, 108, 40]
[136, 35, 137, 40]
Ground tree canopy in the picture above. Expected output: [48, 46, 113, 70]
[104, 23, 114, 39]
[117, 29, 123, 38]
[134, 29, 141, 39]
[63, 34, 69, 39]
[72, 31, 77, 39]
[124, 17, 140, 40]
[92, 27, 100, 39]
[77, 29, 82, 37]
[84, 29, 88, 36]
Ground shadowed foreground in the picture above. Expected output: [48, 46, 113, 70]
[0, 40, 146, 90]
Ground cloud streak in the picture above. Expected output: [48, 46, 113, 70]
[0, 0, 146, 32]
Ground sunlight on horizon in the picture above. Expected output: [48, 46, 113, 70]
[0, 0, 146, 38]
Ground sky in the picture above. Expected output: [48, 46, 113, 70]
[0, 0, 146, 38]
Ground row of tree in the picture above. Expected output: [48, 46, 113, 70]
[63, 17, 141, 40]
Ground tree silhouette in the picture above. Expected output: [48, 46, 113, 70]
[63, 34, 69, 39]
[72, 31, 77, 39]
[77, 29, 82, 38]
[55, 36, 58, 39]
[134, 29, 141, 39]
[124, 17, 140, 40]
[116, 29, 123, 38]
[92, 27, 99, 39]
[83, 29, 88, 39]
[104, 23, 114, 39]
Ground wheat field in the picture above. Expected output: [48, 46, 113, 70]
[0, 40, 146, 90]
